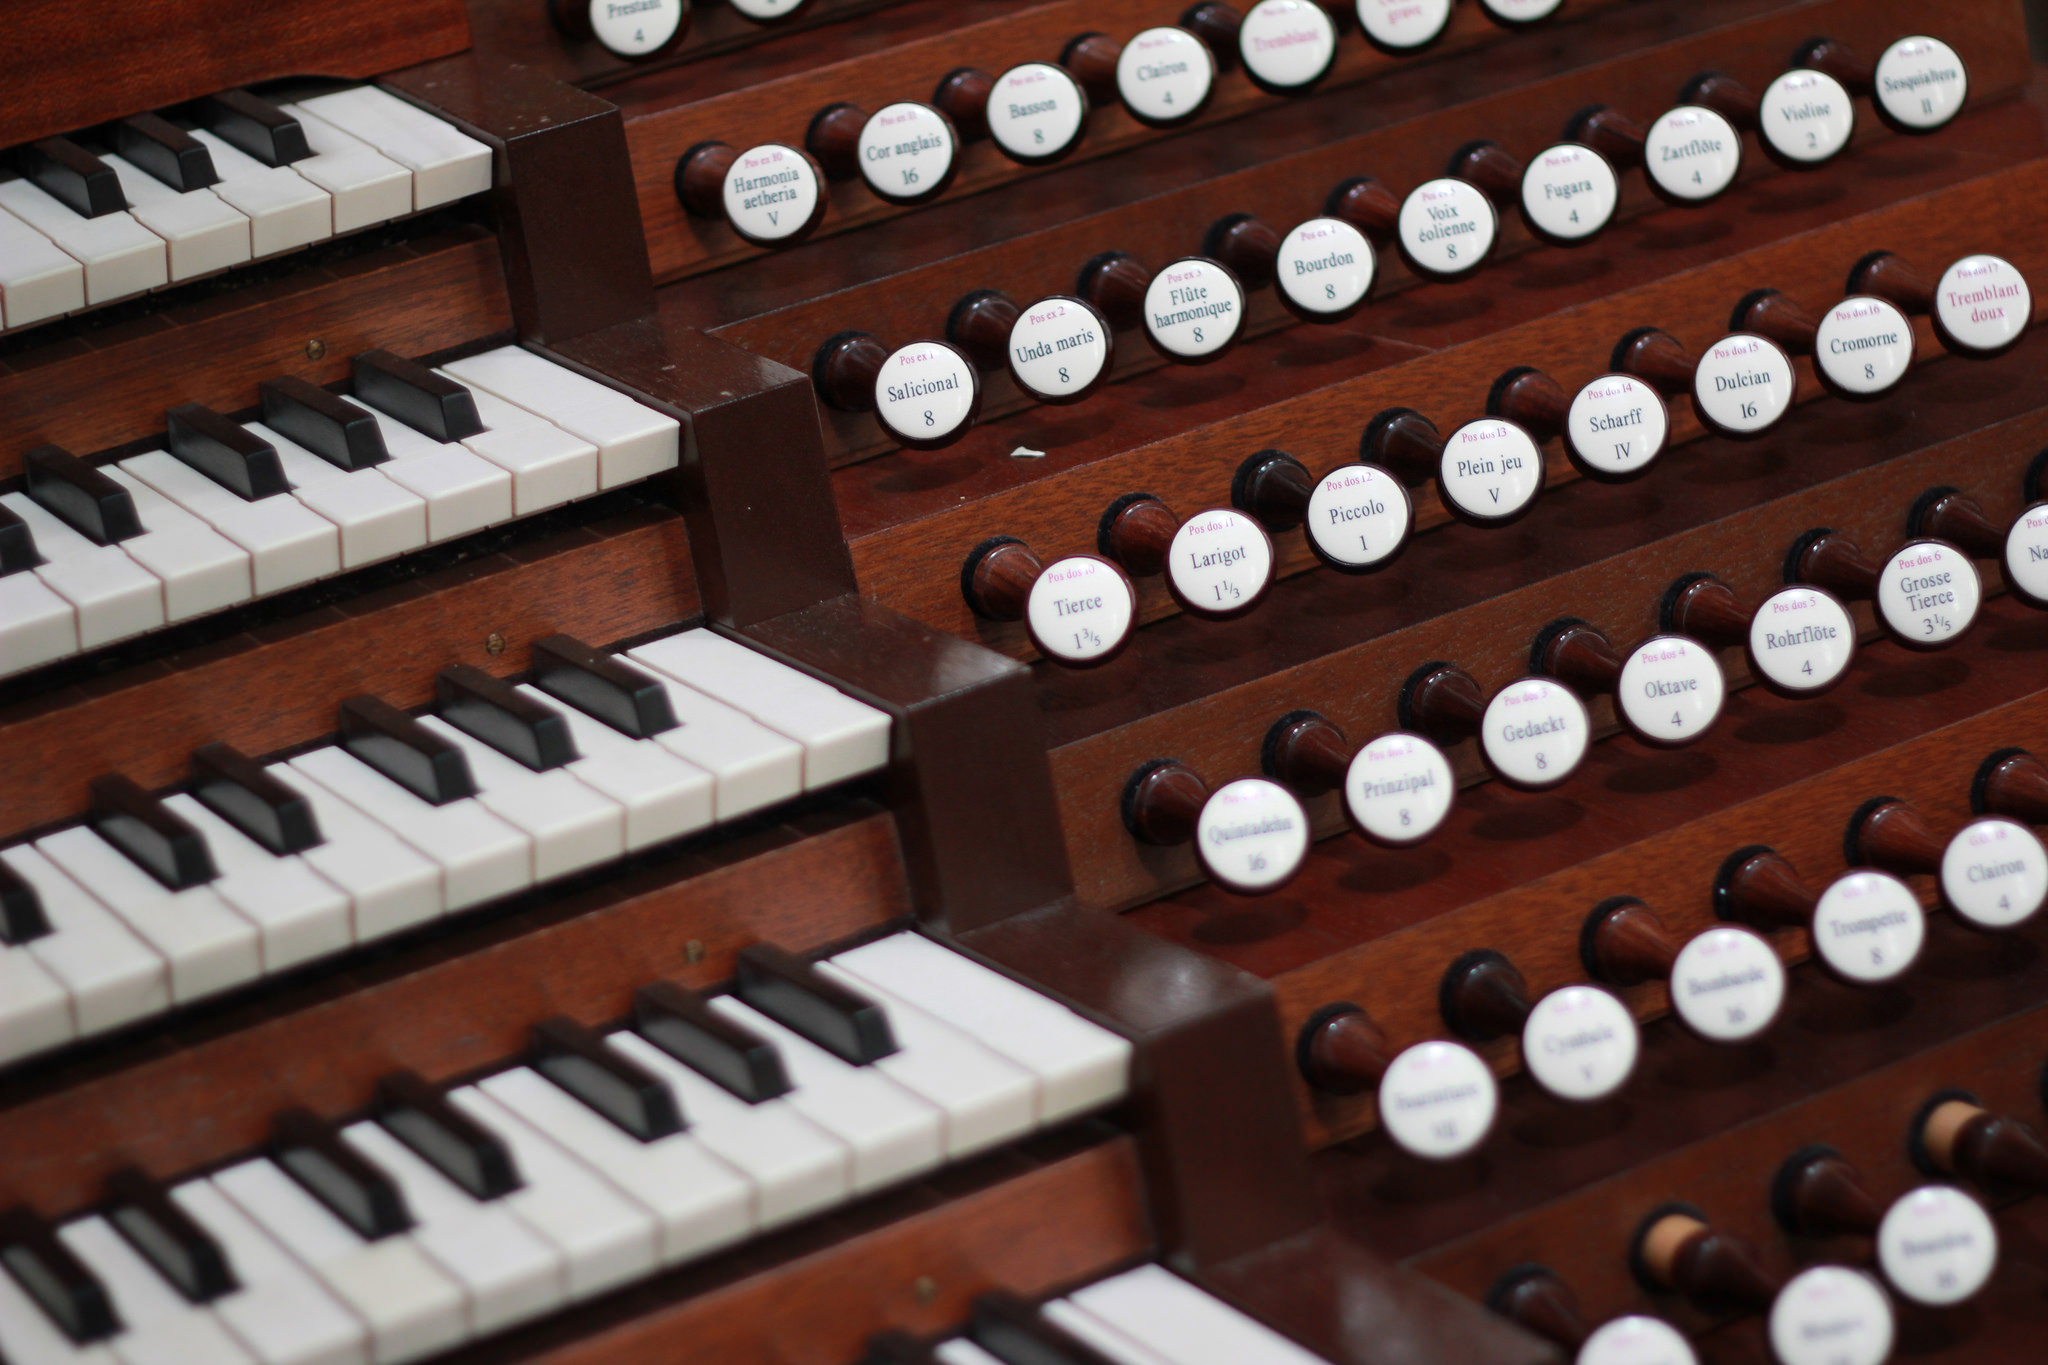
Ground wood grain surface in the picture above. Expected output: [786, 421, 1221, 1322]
[0, 801, 907, 1214]
[0, 0, 470, 148]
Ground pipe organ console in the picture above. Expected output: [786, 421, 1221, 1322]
[8, 0, 2048, 1362]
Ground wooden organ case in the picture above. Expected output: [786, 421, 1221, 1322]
[4, 0, 2048, 1362]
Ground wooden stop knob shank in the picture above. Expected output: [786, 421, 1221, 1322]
[1772, 1147, 1884, 1237]
[1565, 105, 1647, 169]
[812, 332, 888, 411]
[1077, 251, 1153, 331]
[1920, 1099, 2048, 1195]
[1976, 749, 2048, 824]
[945, 290, 1022, 372]
[1846, 797, 1944, 876]
[1203, 214, 1282, 289]
[1440, 950, 1533, 1041]
[1447, 140, 1524, 205]
[1535, 618, 1624, 697]
[1399, 662, 1486, 747]
[1487, 368, 1570, 444]
[1362, 408, 1445, 486]
[1122, 759, 1211, 846]
[1325, 176, 1401, 241]
[960, 539, 1044, 620]
[1635, 1211, 1780, 1313]
[1795, 37, 1875, 94]
[1847, 251, 1935, 316]
[1662, 573, 1754, 648]
[1060, 33, 1123, 103]
[1582, 898, 1680, 987]
[1233, 450, 1313, 531]
[1613, 328, 1699, 397]
[805, 103, 869, 181]
[1682, 71, 1762, 129]
[1487, 1267, 1591, 1350]
[1263, 711, 1351, 795]
[931, 67, 996, 142]
[1788, 529, 1880, 602]
[1297, 1004, 1392, 1094]
[1714, 846, 1818, 930]
[1732, 289, 1819, 356]
[1909, 487, 2006, 560]
[1098, 494, 1179, 576]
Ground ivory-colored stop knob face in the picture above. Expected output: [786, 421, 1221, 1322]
[1576, 1315, 1699, 1365]
[1748, 587, 1856, 694]
[872, 342, 976, 445]
[729, 0, 805, 17]
[1615, 635, 1725, 747]
[1941, 817, 2048, 929]
[1644, 105, 1742, 201]
[2006, 502, 2048, 607]
[1521, 142, 1618, 243]
[1117, 27, 1214, 124]
[1356, 0, 1451, 49]
[1025, 556, 1135, 666]
[1007, 297, 1110, 403]
[1239, 0, 1337, 91]
[722, 144, 820, 245]
[856, 103, 956, 203]
[1165, 508, 1273, 617]
[1877, 1185, 1998, 1306]
[1567, 374, 1668, 477]
[589, 0, 685, 56]
[1876, 539, 1980, 647]
[1305, 462, 1408, 569]
[1760, 69, 1855, 164]
[1522, 985, 1638, 1102]
[1935, 254, 2030, 355]
[1692, 333, 1795, 435]
[987, 63, 1088, 163]
[1768, 1266, 1894, 1365]
[1480, 0, 1563, 21]
[1276, 217, 1375, 318]
[1436, 418, 1542, 523]
[1812, 871, 1925, 983]
[1195, 778, 1309, 893]
[1669, 927, 1784, 1043]
[1814, 296, 1915, 397]
[1481, 678, 1589, 789]
[1344, 732, 1453, 845]
[1875, 36, 1968, 131]
[1398, 178, 1496, 278]
[1378, 1041, 1497, 1160]
[1143, 258, 1245, 360]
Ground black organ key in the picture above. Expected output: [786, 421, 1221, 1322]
[0, 502, 38, 575]
[351, 349, 485, 442]
[24, 445, 143, 545]
[0, 858, 53, 945]
[192, 742, 323, 855]
[272, 1108, 414, 1239]
[198, 89, 312, 167]
[635, 980, 792, 1102]
[376, 1071, 522, 1200]
[970, 1291, 1124, 1365]
[436, 664, 579, 771]
[0, 1205, 121, 1343]
[104, 1167, 237, 1302]
[532, 1016, 684, 1141]
[88, 773, 218, 890]
[339, 695, 479, 805]
[258, 376, 390, 471]
[736, 942, 898, 1064]
[531, 634, 679, 739]
[111, 113, 220, 191]
[13, 137, 126, 217]
[165, 403, 289, 501]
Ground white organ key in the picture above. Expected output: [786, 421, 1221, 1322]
[2, 845, 167, 1035]
[935, 1343, 1012, 1365]
[263, 759, 440, 940]
[57, 1217, 256, 1365]
[476, 1067, 752, 1265]
[276, 105, 412, 233]
[830, 932, 1132, 1122]
[212, 1160, 465, 1365]
[119, 450, 340, 595]
[461, 422, 599, 517]
[100, 152, 250, 281]
[415, 716, 623, 880]
[168, 1180, 369, 1365]
[161, 794, 350, 971]
[0, 569, 80, 675]
[0, 942, 74, 1063]
[440, 347, 680, 488]
[605, 1028, 849, 1228]
[814, 962, 1035, 1157]
[246, 423, 426, 570]
[0, 178, 166, 305]
[288, 746, 530, 911]
[36, 826, 259, 1003]
[1, 491, 164, 649]
[435, 375, 549, 432]
[98, 466, 253, 622]
[444, 1086, 659, 1298]
[616, 660, 803, 819]
[338, 1122, 565, 1336]
[1042, 1299, 1180, 1365]
[341, 402, 511, 541]
[0, 205, 86, 329]
[511, 683, 713, 850]
[709, 996, 943, 1193]
[631, 630, 890, 787]
[1064, 1264, 1332, 1365]
[0, 1263, 118, 1365]
[187, 129, 331, 258]
[294, 88, 491, 210]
